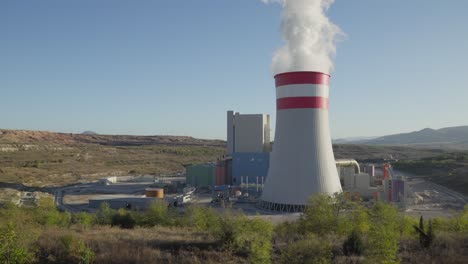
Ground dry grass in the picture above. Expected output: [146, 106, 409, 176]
[0, 143, 224, 187]
[399, 232, 468, 264]
[36, 225, 248, 264]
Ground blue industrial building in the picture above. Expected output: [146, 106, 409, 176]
[231, 152, 270, 185]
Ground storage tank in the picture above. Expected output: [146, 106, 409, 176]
[145, 188, 164, 199]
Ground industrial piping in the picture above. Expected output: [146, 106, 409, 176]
[335, 159, 361, 174]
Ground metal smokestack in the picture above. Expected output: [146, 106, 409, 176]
[259, 71, 342, 212]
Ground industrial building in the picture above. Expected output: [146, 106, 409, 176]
[185, 163, 216, 188]
[231, 152, 269, 185]
[227, 111, 271, 154]
[337, 162, 409, 207]
[184, 98, 410, 211]
[186, 110, 272, 189]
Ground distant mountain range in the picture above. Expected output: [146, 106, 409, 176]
[335, 126, 468, 150]
[81, 131, 98, 135]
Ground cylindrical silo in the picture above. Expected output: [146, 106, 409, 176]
[145, 188, 164, 199]
[259, 71, 342, 212]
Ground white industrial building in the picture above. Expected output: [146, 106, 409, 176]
[226, 111, 271, 154]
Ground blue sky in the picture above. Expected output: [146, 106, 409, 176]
[2, 0, 467, 139]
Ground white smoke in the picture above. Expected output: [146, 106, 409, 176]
[263, 0, 343, 74]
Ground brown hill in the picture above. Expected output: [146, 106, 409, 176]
[0, 129, 225, 147]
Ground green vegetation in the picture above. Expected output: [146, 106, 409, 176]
[343, 229, 364, 256]
[274, 195, 468, 264]
[366, 202, 400, 263]
[0, 196, 467, 263]
[0, 223, 31, 264]
[279, 234, 332, 264]
[394, 152, 468, 195]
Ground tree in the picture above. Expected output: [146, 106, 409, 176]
[365, 202, 400, 264]
[0, 223, 30, 264]
[413, 216, 435, 248]
[300, 194, 338, 236]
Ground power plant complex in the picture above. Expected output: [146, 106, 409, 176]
[184, 72, 410, 211]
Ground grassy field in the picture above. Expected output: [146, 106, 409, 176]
[0, 143, 224, 187]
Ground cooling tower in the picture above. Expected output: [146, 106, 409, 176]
[259, 71, 342, 212]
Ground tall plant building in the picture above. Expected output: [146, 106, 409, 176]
[225, 110, 271, 185]
[226, 111, 271, 154]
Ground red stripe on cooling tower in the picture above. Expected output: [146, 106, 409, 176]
[277, 96, 329, 110]
[275, 71, 330, 87]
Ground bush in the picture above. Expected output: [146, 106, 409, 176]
[94, 203, 115, 225]
[279, 235, 332, 264]
[59, 234, 95, 264]
[33, 198, 71, 227]
[365, 202, 400, 264]
[273, 221, 301, 244]
[220, 215, 273, 264]
[343, 229, 364, 256]
[111, 209, 136, 229]
[300, 194, 339, 236]
[72, 212, 95, 229]
[0, 223, 31, 264]
[138, 201, 171, 227]
[447, 205, 468, 232]
[185, 206, 222, 236]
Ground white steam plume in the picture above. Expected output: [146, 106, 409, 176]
[263, 0, 343, 75]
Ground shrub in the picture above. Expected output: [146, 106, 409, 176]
[138, 201, 171, 227]
[0, 223, 31, 264]
[365, 202, 400, 264]
[343, 229, 364, 256]
[279, 235, 332, 264]
[33, 198, 70, 227]
[220, 215, 273, 264]
[300, 194, 339, 236]
[350, 206, 370, 234]
[111, 209, 136, 229]
[399, 216, 418, 237]
[59, 234, 95, 264]
[273, 221, 301, 244]
[72, 212, 95, 229]
[186, 206, 222, 236]
[447, 205, 468, 232]
[94, 203, 115, 225]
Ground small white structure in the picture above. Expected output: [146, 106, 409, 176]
[226, 111, 271, 154]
